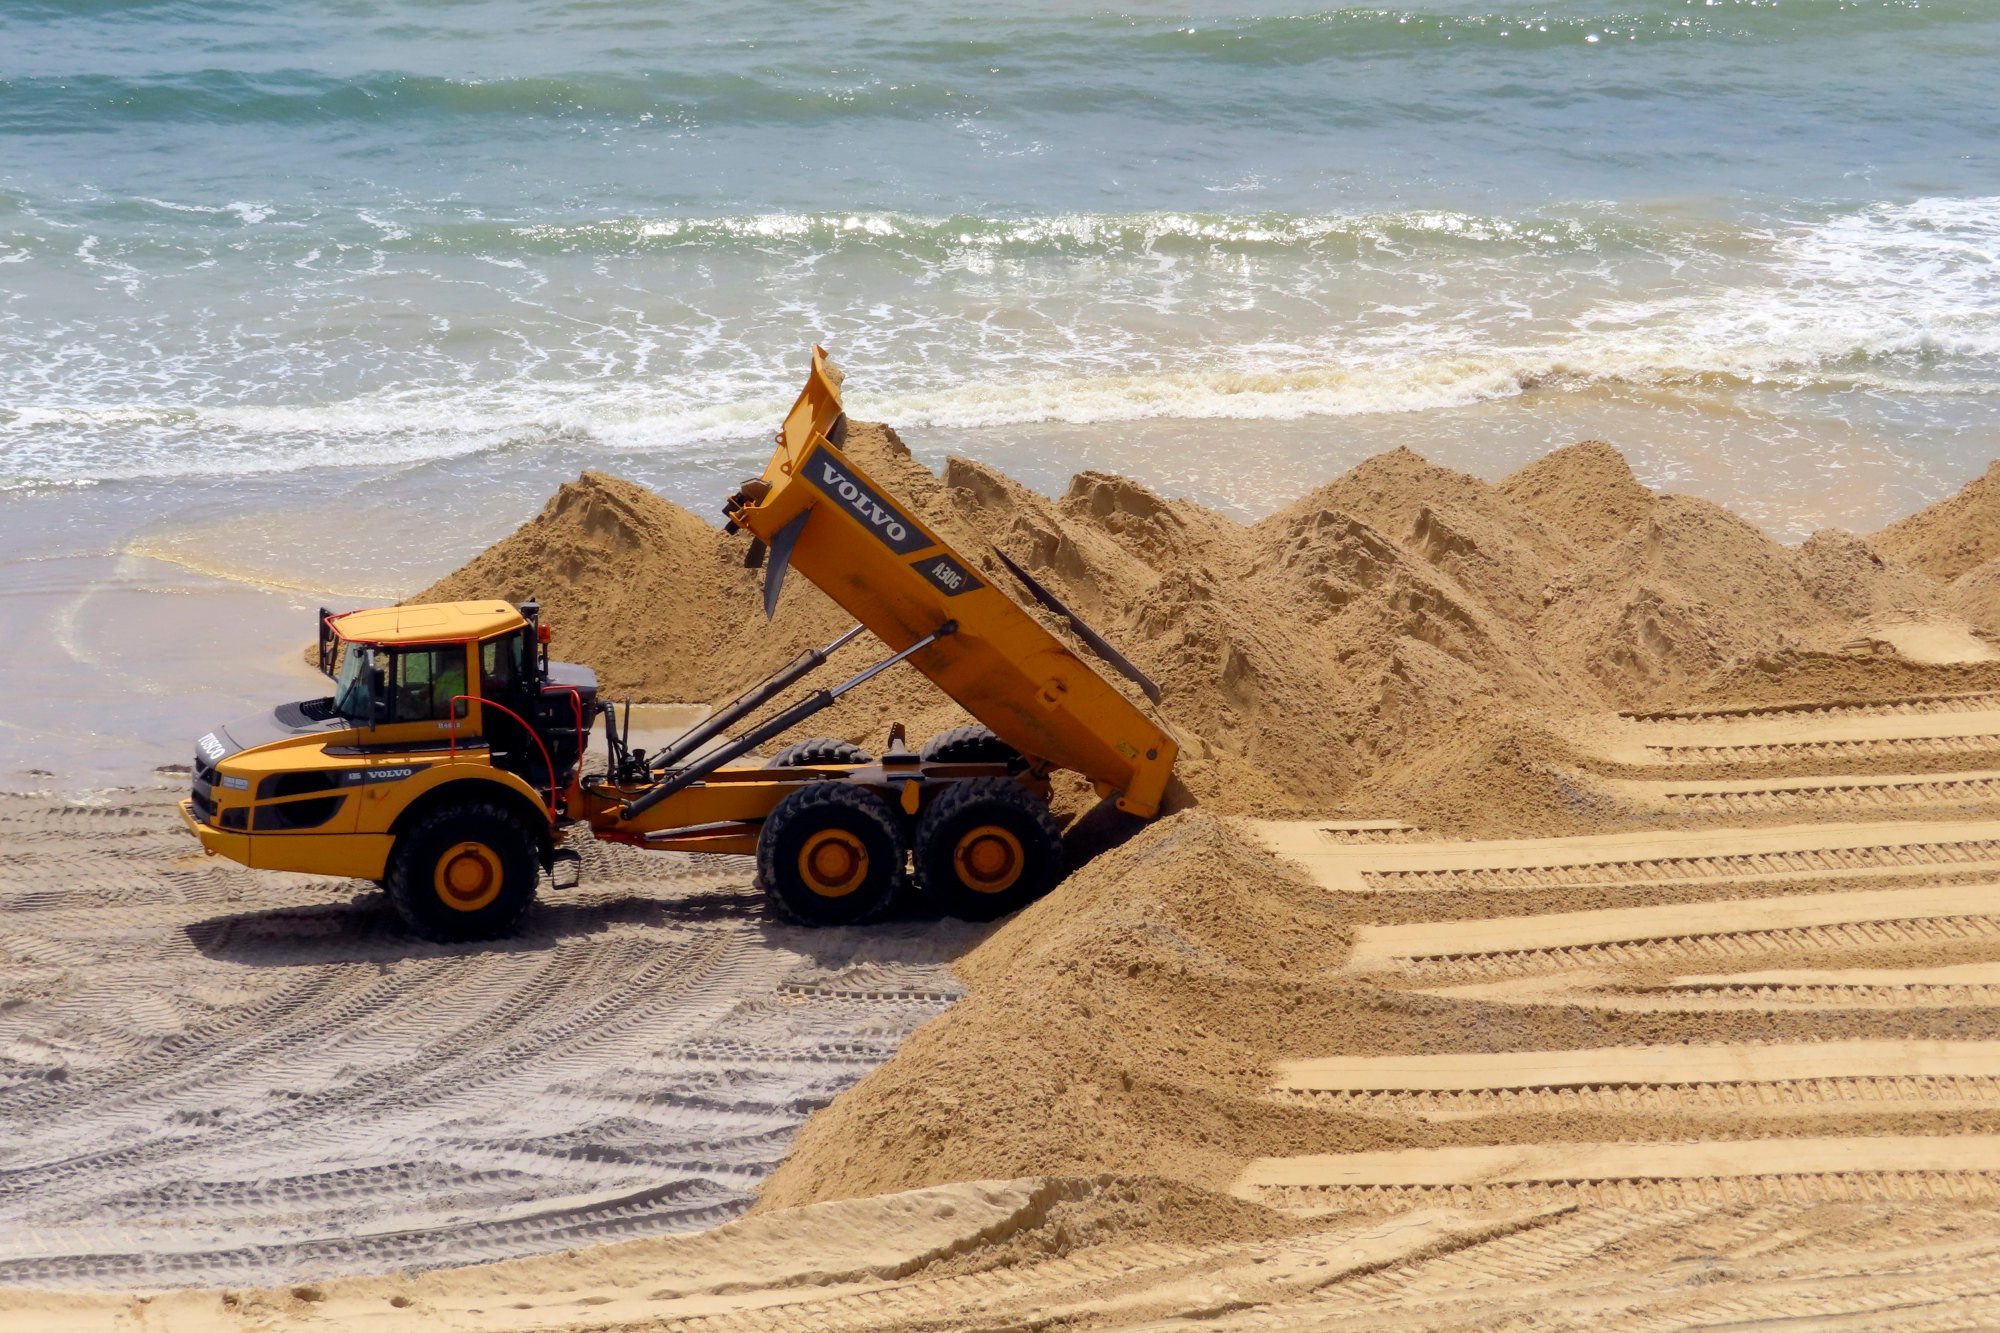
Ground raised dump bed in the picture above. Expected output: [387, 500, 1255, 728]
[723, 347, 1177, 818]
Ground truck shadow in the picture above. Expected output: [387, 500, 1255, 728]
[179, 804, 1129, 969]
[185, 886, 755, 966]
[182, 884, 996, 968]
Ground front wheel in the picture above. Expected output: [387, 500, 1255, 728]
[383, 800, 540, 942]
[912, 778, 1064, 921]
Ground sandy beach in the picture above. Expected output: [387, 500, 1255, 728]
[7, 1, 2000, 1321]
[9, 423, 2000, 1327]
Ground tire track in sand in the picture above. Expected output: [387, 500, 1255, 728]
[1251, 800, 2000, 1248]
[1341, 883, 2000, 981]
[1268, 1041, 2000, 1118]
[1235, 1136, 2000, 1212]
[0, 788, 977, 1288]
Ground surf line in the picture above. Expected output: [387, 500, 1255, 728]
[124, 542, 394, 601]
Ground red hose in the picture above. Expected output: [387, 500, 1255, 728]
[449, 695, 560, 821]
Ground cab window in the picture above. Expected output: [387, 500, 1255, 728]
[480, 629, 530, 703]
[391, 646, 468, 723]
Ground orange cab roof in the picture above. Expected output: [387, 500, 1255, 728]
[331, 601, 526, 645]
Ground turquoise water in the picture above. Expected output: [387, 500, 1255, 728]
[1, 1, 1997, 518]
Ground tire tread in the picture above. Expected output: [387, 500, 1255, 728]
[383, 798, 539, 942]
[768, 737, 872, 768]
[757, 782, 904, 926]
[912, 777, 1063, 921]
[918, 726, 1021, 766]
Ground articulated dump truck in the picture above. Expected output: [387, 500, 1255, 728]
[182, 349, 1178, 941]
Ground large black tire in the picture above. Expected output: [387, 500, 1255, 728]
[757, 783, 905, 926]
[918, 725, 1021, 766]
[912, 778, 1063, 921]
[767, 737, 872, 768]
[383, 800, 540, 942]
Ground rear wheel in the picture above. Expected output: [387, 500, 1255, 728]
[912, 778, 1063, 921]
[757, 783, 905, 926]
[919, 725, 1020, 766]
[384, 800, 540, 942]
[767, 737, 872, 768]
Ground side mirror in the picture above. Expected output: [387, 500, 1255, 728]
[367, 667, 390, 725]
[317, 607, 338, 678]
[453, 696, 470, 720]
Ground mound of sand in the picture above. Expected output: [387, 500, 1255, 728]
[421, 426, 2000, 815]
[1340, 700, 1619, 838]
[416, 426, 972, 747]
[1534, 494, 1835, 702]
[1947, 558, 2000, 634]
[1497, 439, 1656, 553]
[1875, 459, 2000, 580]
[418, 469, 774, 701]
[754, 812, 1360, 1207]
[754, 805, 2000, 1215]
[1793, 529, 1941, 620]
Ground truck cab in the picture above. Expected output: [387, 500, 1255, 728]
[182, 599, 598, 940]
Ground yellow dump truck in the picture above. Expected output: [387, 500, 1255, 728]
[182, 349, 1177, 940]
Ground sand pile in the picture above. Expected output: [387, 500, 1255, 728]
[753, 808, 2000, 1214]
[754, 812, 1358, 1207]
[417, 468, 790, 701]
[1531, 494, 1829, 701]
[1793, 529, 1942, 620]
[1870, 459, 2000, 638]
[418, 436, 2000, 1219]
[423, 424, 1999, 817]
[1876, 459, 2000, 581]
[416, 425, 972, 743]
[1949, 564, 2000, 635]
[1496, 439, 1657, 553]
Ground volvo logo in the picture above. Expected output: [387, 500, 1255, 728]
[819, 460, 909, 542]
[801, 449, 930, 556]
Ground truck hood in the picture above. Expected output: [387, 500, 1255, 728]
[199, 700, 346, 765]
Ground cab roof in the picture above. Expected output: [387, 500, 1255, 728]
[331, 601, 526, 646]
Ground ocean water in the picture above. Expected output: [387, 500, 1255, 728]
[1, 1, 1998, 778]
[3, 1, 1998, 512]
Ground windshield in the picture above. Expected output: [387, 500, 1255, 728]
[331, 644, 376, 722]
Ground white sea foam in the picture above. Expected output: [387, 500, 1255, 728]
[1, 198, 1993, 484]
[513, 207, 1613, 254]
[136, 197, 274, 224]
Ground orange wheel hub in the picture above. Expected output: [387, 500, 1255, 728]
[435, 841, 504, 912]
[954, 824, 1024, 894]
[798, 829, 870, 898]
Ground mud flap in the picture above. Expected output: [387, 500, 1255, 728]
[763, 507, 811, 620]
[547, 846, 583, 890]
